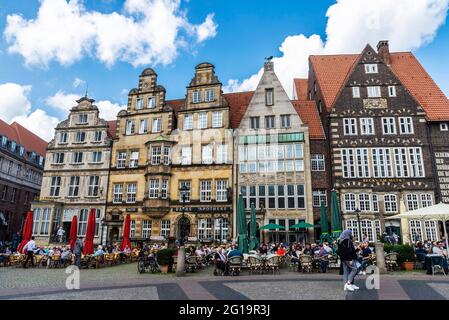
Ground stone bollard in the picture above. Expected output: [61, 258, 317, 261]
[375, 242, 387, 274]
[176, 246, 186, 277]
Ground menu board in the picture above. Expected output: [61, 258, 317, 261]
[435, 152, 449, 203]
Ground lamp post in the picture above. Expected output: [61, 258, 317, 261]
[100, 217, 106, 245]
[355, 207, 362, 242]
[217, 214, 224, 244]
[176, 185, 189, 277]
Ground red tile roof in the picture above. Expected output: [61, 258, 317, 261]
[166, 98, 185, 115]
[293, 78, 309, 100]
[224, 91, 255, 128]
[0, 119, 47, 156]
[309, 52, 449, 121]
[291, 100, 325, 140]
[107, 120, 117, 138]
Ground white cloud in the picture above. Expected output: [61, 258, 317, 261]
[4, 0, 218, 67]
[0, 83, 32, 121]
[73, 77, 85, 88]
[96, 100, 125, 120]
[12, 109, 60, 141]
[224, 0, 449, 96]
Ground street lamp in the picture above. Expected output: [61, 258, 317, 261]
[217, 214, 224, 244]
[176, 184, 189, 277]
[355, 207, 362, 242]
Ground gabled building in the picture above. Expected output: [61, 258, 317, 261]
[32, 97, 115, 244]
[234, 60, 314, 243]
[305, 40, 447, 244]
[0, 120, 47, 241]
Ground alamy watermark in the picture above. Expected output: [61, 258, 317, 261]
[65, 265, 80, 290]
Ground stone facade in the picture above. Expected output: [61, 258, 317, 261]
[234, 61, 314, 244]
[429, 122, 449, 204]
[31, 97, 113, 245]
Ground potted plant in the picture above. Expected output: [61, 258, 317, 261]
[156, 248, 174, 273]
[396, 245, 416, 271]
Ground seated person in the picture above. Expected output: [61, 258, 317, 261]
[259, 243, 268, 255]
[94, 245, 105, 257]
[432, 242, 448, 257]
[302, 243, 313, 256]
[213, 247, 228, 275]
[313, 244, 329, 273]
[60, 248, 72, 265]
[276, 246, 286, 256]
[228, 245, 243, 258]
[359, 242, 372, 274]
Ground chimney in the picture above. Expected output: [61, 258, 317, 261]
[377, 40, 391, 66]
[264, 57, 274, 71]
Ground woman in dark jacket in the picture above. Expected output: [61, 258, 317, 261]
[337, 230, 359, 292]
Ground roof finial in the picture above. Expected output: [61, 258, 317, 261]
[265, 56, 273, 62]
[84, 82, 89, 98]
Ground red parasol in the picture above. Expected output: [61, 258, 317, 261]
[69, 215, 78, 251]
[120, 214, 131, 251]
[17, 210, 33, 253]
[83, 208, 96, 255]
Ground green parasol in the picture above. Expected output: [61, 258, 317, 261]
[259, 223, 285, 230]
[248, 204, 259, 250]
[319, 202, 330, 242]
[237, 194, 249, 254]
[330, 190, 343, 238]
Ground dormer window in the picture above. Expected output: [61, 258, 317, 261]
[59, 132, 68, 144]
[440, 123, 448, 131]
[265, 88, 274, 106]
[352, 87, 360, 98]
[148, 97, 156, 109]
[193, 91, 201, 103]
[205, 89, 215, 102]
[19, 146, 25, 156]
[75, 132, 86, 142]
[388, 86, 397, 97]
[136, 98, 144, 110]
[365, 64, 378, 74]
[367, 86, 381, 98]
[11, 141, 16, 152]
[1, 136, 7, 146]
[78, 114, 88, 124]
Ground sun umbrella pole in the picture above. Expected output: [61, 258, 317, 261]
[443, 218, 449, 254]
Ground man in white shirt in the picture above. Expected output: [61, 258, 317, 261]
[22, 237, 36, 268]
[57, 226, 65, 243]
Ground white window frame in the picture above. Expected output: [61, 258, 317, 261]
[117, 152, 126, 168]
[68, 176, 80, 197]
[202, 145, 213, 165]
[382, 117, 396, 134]
[192, 91, 201, 103]
[136, 98, 144, 110]
[87, 176, 99, 197]
[367, 86, 381, 98]
[139, 119, 148, 134]
[384, 194, 398, 213]
[312, 190, 327, 207]
[212, 111, 223, 128]
[365, 64, 378, 74]
[152, 118, 162, 133]
[126, 120, 136, 135]
[149, 179, 159, 199]
[399, 117, 414, 134]
[352, 87, 360, 98]
[216, 144, 227, 164]
[50, 176, 61, 197]
[343, 118, 357, 135]
[200, 180, 212, 202]
[148, 97, 156, 109]
[388, 86, 397, 97]
[344, 193, 357, 212]
[183, 114, 193, 130]
[440, 123, 449, 131]
[198, 112, 208, 129]
[126, 183, 137, 203]
[113, 184, 123, 203]
[216, 180, 228, 202]
[160, 220, 170, 238]
[181, 147, 192, 165]
[360, 118, 374, 135]
[205, 89, 215, 102]
[311, 154, 325, 171]
[129, 151, 139, 168]
[142, 220, 152, 238]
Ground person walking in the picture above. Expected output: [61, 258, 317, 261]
[337, 230, 359, 292]
[22, 236, 36, 268]
[74, 236, 83, 267]
[57, 226, 65, 243]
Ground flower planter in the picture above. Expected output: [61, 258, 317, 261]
[402, 261, 414, 271]
[160, 265, 169, 273]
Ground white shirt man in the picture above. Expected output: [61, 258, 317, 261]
[24, 239, 36, 252]
[57, 227, 65, 242]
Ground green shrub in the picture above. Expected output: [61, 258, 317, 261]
[156, 248, 175, 266]
[384, 244, 416, 264]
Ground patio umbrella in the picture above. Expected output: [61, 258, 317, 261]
[83, 208, 96, 255]
[248, 204, 259, 251]
[17, 210, 33, 253]
[259, 223, 286, 230]
[386, 202, 449, 251]
[237, 194, 249, 254]
[290, 222, 315, 229]
[319, 202, 330, 242]
[69, 215, 78, 251]
[330, 190, 343, 238]
[120, 214, 131, 250]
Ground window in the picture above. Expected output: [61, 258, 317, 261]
[160, 220, 170, 238]
[152, 118, 161, 133]
[344, 193, 356, 212]
[297, 185, 305, 209]
[192, 91, 201, 103]
[394, 148, 409, 178]
[202, 145, 213, 164]
[311, 154, 325, 171]
[126, 183, 137, 203]
[352, 87, 360, 98]
[148, 97, 156, 108]
[281, 115, 291, 128]
[88, 176, 99, 197]
[150, 146, 161, 165]
[73, 152, 83, 164]
[440, 123, 448, 131]
[312, 190, 327, 207]
[1, 186, 7, 201]
[129, 151, 139, 168]
[265, 116, 275, 129]
[32, 208, 40, 235]
[136, 98, 144, 110]
[198, 112, 208, 129]
[372, 148, 392, 178]
[346, 220, 359, 242]
[205, 89, 215, 102]
[250, 117, 260, 129]
[130, 220, 136, 238]
[77, 209, 88, 236]
[407, 194, 419, 211]
[10, 188, 16, 203]
[421, 194, 433, 208]
[139, 119, 148, 134]
[388, 86, 397, 97]
[341, 149, 356, 178]
[424, 221, 438, 241]
[183, 114, 193, 130]
[117, 152, 126, 168]
[163, 146, 170, 165]
[75, 132, 86, 142]
[216, 180, 228, 202]
[198, 219, 213, 240]
[200, 180, 212, 202]
[409, 147, 424, 177]
[142, 220, 152, 238]
[59, 132, 68, 144]
[367, 86, 381, 98]
[382, 117, 396, 134]
[343, 118, 357, 135]
[358, 194, 371, 211]
[149, 179, 159, 198]
[179, 181, 191, 202]
[113, 184, 123, 203]
[161, 179, 168, 199]
[365, 64, 378, 74]
[53, 153, 64, 164]
[126, 120, 136, 135]
[212, 111, 223, 128]
[50, 177, 61, 196]
[372, 195, 379, 212]
[78, 114, 88, 124]
[68, 176, 80, 197]
[375, 220, 382, 241]
[356, 148, 371, 178]
[360, 220, 374, 242]
[214, 218, 228, 242]
[39, 208, 51, 235]
[92, 151, 102, 163]
[181, 147, 192, 165]
[409, 220, 422, 243]
[216, 144, 227, 164]
[399, 117, 413, 134]
[268, 185, 276, 209]
[384, 194, 397, 212]
[360, 118, 374, 135]
[265, 88, 274, 106]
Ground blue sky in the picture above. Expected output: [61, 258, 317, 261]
[0, 0, 448, 140]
